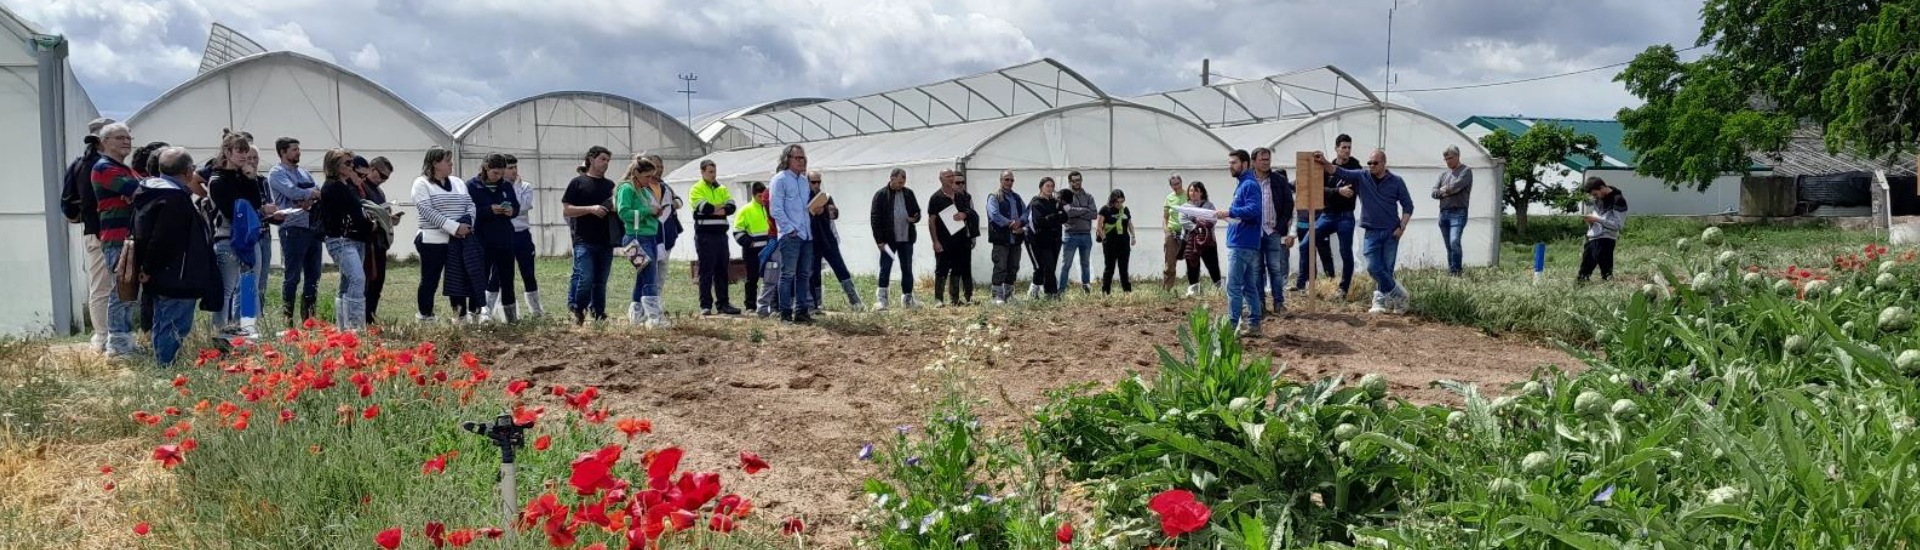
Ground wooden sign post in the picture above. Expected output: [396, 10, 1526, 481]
[1295, 152, 1327, 288]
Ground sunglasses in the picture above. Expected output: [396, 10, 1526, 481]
[808, 180, 821, 184]
[1366, 161, 1380, 166]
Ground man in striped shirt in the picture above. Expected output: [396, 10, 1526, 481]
[90, 123, 138, 357]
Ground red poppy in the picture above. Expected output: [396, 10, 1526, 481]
[715, 494, 747, 516]
[513, 405, 544, 426]
[193, 399, 210, 413]
[425, 521, 446, 548]
[133, 522, 150, 536]
[423, 451, 458, 475]
[279, 409, 295, 424]
[446, 529, 476, 548]
[568, 444, 623, 495]
[781, 517, 805, 536]
[646, 447, 685, 490]
[668, 509, 697, 532]
[216, 401, 238, 418]
[103, 480, 115, 491]
[1057, 522, 1074, 543]
[739, 451, 770, 474]
[375, 527, 402, 549]
[99, 465, 114, 475]
[582, 544, 608, 550]
[709, 514, 738, 533]
[616, 418, 651, 440]
[542, 516, 578, 548]
[674, 472, 722, 511]
[130, 411, 160, 426]
[179, 438, 197, 452]
[1147, 489, 1211, 537]
[461, 352, 479, 369]
[153, 444, 183, 468]
[519, 493, 567, 527]
[506, 380, 531, 398]
[477, 527, 504, 539]
[584, 408, 610, 424]
[363, 404, 381, 420]
[230, 418, 250, 431]
[551, 385, 569, 397]
[533, 435, 552, 451]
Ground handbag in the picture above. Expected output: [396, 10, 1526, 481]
[622, 241, 651, 270]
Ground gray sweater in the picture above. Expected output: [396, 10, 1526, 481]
[1431, 165, 1473, 210]
[1585, 189, 1628, 240]
[1063, 188, 1097, 234]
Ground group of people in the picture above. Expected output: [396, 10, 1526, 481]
[57, 115, 1516, 361]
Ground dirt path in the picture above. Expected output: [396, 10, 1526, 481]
[474, 300, 1578, 545]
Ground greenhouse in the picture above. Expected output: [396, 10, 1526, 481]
[664, 59, 1231, 279]
[453, 91, 707, 255]
[2, 4, 99, 336]
[1139, 66, 1503, 270]
[693, 97, 829, 152]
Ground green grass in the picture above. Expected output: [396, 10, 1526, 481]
[1399, 215, 1880, 345]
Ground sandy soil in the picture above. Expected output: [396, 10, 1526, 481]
[471, 298, 1578, 545]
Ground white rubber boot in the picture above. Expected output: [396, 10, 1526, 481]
[525, 290, 545, 317]
[874, 288, 891, 311]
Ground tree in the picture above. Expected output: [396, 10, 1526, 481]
[1478, 123, 1604, 237]
[1617, 0, 1920, 189]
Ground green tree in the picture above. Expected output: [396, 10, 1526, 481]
[1617, 0, 1920, 189]
[1478, 123, 1604, 237]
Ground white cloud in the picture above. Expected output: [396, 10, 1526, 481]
[252, 22, 334, 63]
[350, 43, 381, 71]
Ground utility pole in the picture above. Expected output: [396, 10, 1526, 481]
[677, 73, 698, 125]
[1381, 0, 1398, 147]
[1201, 59, 1210, 86]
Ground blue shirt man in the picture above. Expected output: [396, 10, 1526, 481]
[768, 145, 816, 322]
[1322, 150, 1415, 314]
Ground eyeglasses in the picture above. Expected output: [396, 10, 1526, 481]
[1000, 178, 1013, 182]
[1366, 161, 1380, 166]
[789, 155, 807, 161]
[808, 180, 822, 184]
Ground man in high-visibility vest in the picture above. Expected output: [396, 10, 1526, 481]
[690, 160, 741, 315]
[733, 181, 774, 315]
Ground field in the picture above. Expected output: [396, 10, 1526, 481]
[3, 215, 1910, 549]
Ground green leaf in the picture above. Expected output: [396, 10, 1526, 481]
[1678, 503, 1762, 525]
[1498, 515, 1621, 550]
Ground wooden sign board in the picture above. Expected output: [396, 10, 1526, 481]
[1295, 152, 1325, 211]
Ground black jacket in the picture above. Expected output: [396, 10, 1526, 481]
[466, 176, 522, 250]
[809, 190, 840, 249]
[132, 178, 221, 305]
[1256, 169, 1295, 229]
[60, 146, 103, 234]
[208, 168, 265, 233]
[319, 178, 373, 242]
[927, 190, 979, 245]
[1027, 195, 1067, 244]
[1306, 157, 1363, 220]
[869, 186, 920, 244]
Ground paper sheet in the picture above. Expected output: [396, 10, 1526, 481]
[1172, 205, 1220, 222]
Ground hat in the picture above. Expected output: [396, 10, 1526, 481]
[87, 117, 115, 136]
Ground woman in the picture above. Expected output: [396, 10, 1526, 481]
[616, 155, 666, 326]
[1095, 189, 1135, 294]
[357, 157, 400, 325]
[468, 154, 523, 322]
[1025, 177, 1068, 298]
[1179, 181, 1222, 295]
[644, 154, 682, 318]
[504, 154, 542, 316]
[317, 149, 372, 330]
[206, 131, 263, 335]
[411, 147, 479, 322]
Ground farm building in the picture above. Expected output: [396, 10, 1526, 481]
[1139, 67, 1503, 270]
[663, 59, 1230, 281]
[694, 98, 830, 152]
[2, 4, 100, 336]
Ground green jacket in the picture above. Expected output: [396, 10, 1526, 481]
[616, 181, 661, 237]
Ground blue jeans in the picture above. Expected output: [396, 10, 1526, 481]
[1363, 229, 1402, 295]
[569, 243, 614, 318]
[325, 238, 367, 330]
[213, 240, 241, 328]
[776, 236, 816, 315]
[1059, 233, 1093, 288]
[1438, 208, 1468, 274]
[102, 241, 135, 355]
[877, 242, 914, 293]
[1310, 212, 1358, 292]
[626, 235, 661, 301]
[1259, 232, 1291, 308]
[279, 226, 324, 309]
[255, 229, 273, 295]
[1292, 223, 1312, 288]
[151, 297, 197, 365]
[1227, 247, 1263, 328]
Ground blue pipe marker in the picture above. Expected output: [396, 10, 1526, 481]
[1533, 243, 1547, 284]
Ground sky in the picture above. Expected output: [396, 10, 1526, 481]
[11, 0, 1710, 129]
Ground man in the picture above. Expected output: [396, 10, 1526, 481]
[1578, 177, 1628, 282]
[1317, 150, 1415, 314]
[1160, 174, 1185, 292]
[869, 168, 920, 310]
[1250, 148, 1296, 315]
[500, 154, 544, 316]
[1431, 145, 1474, 276]
[808, 171, 862, 312]
[1215, 150, 1265, 337]
[131, 147, 220, 364]
[986, 171, 1027, 304]
[562, 146, 617, 323]
[927, 169, 979, 306]
[768, 145, 816, 323]
[1298, 133, 1362, 295]
[61, 118, 112, 351]
[362, 157, 398, 324]
[689, 160, 741, 315]
[268, 137, 322, 320]
[1058, 170, 1097, 293]
[90, 123, 139, 357]
[734, 182, 774, 315]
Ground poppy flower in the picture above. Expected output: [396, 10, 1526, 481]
[133, 522, 150, 536]
[583, 408, 610, 424]
[461, 352, 479, 369]
[616, 418, 652, 440]
[673, 472, 722, 511]
[533, 435, 552, 451]
[512, 405, 544, 426]
[646, 447, 685, 490]
[99, 465, 114, 475]
[180, 438, 197, 452]
[230, 418, 250, 431]
[582, 544, 608, 550]
[506, 380, 531, 398]
[423, 451, 458, 475]
[363, 404, 381, 420]
[103, 481, 115, 491]
[1057, 522, 1074, 543]
[1147, 489, 1211, 537]
[739, 451, 769, 474]
[194, 399, 210, 413]
[715, 494, 747, 516]
[568, 444, 623, 495]
[375, 527, 402, 549]
[153, 445, 183, 468]
[163, 406, 181, 416]
[708, 514, 737, 533]
[216, 401, 238, 418]
[477, 527, 504, 539]
[668, 509, 698, 532]
[279, 409, 295, 424]
[551, 385, 569, 397]
[424, 521, 446, 548]
[130, 411, 159, 426]
[781, 517, 805, 536]
[171, 375, 189, 387]
[446, 529, 475, 548]
[542, 516, 578, 547]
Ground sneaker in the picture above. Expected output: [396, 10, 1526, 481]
[1185, 284, 1200, 298]
[1368, 291, 1388, 314]
[701, 308, 715, 316]
[794, 311, 815, 324]
[902, 294, 921, 309]
[1271, 303, 1290, 319]
[1235, 322, 1258, 338]
[718, 304, 742, 315]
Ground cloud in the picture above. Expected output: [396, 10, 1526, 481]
[10, 0, 1707, 127]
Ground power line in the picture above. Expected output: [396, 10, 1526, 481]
[1393, 44, 1708, 93]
